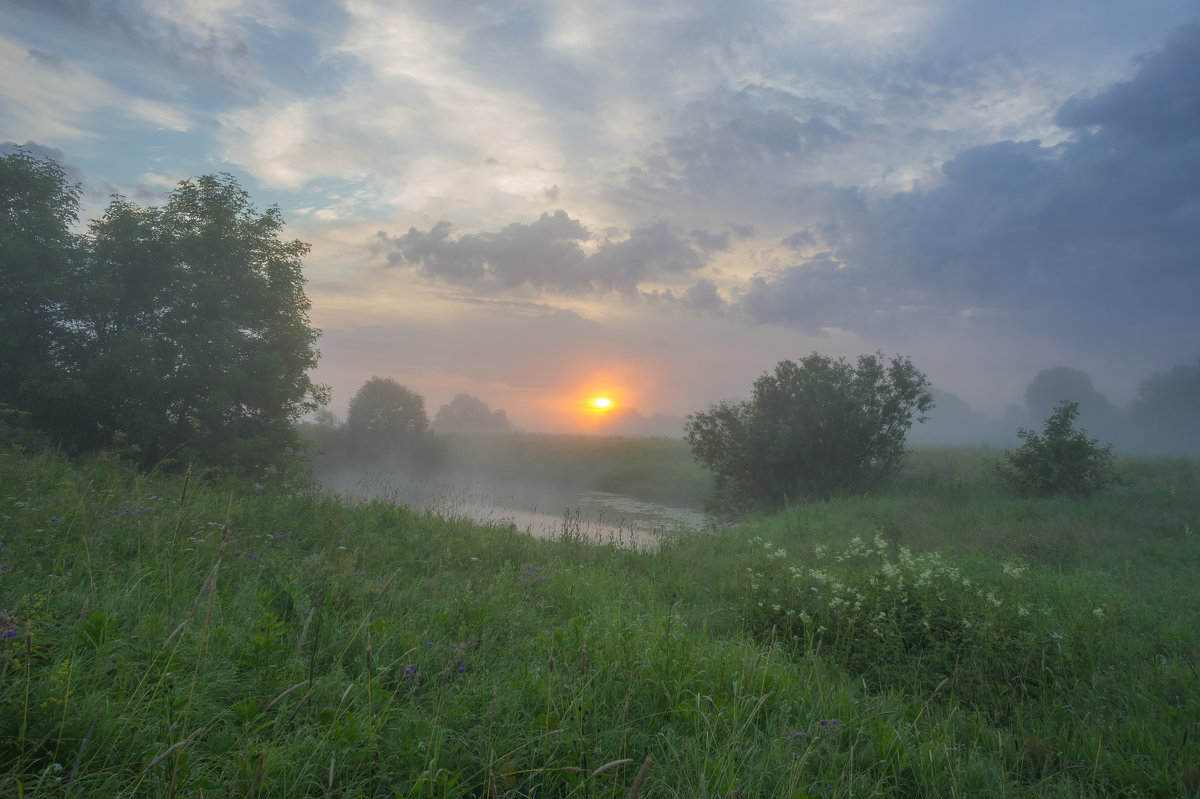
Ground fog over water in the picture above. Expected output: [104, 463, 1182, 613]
[319, 467, 711, 549]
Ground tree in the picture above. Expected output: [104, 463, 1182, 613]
[0, 148, 79, 414]
[996, 400, 1117, 497]
[432, 393, 511, 433]
[2, 152, 328, 475]
[685, 352, 934, 513]
[1127, 359, 1200, 455]
[1023, 367, 1115, 439]
[73, 174, 328, 473]
[346, 377, 430, 460]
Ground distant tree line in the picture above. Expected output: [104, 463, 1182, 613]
[914, 363, 1200, 456]
[0, 149, 327, 476]
[297, 379, 511, 468]
[1020, 364, 1200, 456]
[685, 351, 1199, 516]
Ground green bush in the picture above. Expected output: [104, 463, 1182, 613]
[996, 400, 1118, 496]
[685, 352, 934, 514]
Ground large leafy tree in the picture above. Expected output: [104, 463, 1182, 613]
[2, 151, 328, 475]
[0, 148, 79, 414]
[1127, 359, 1200, 455]
[346, 377, 430, 460]
[78, 175, 329, 473]
[685, 352, 933, 513]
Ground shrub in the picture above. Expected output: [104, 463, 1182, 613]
[996, 400, 1117, 497]
[685, 352, 933, 514]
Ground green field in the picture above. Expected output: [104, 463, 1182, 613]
[1, 440, 1197, 797]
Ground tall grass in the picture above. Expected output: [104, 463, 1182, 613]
[0, 444, 1197, 797]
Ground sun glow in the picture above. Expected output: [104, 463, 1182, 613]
[592, 397, 612, 409]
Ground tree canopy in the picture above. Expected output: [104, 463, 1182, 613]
[1127, 359, 1200, 455]
[685, 352, 933, 513]
[432, 393, 511, 434]
[346, 377, 430, 460]
[0, 151, 327, 476]
[0, 148, 80, 413]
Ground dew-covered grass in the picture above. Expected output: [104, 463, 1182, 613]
[0, 444, 1197, 797]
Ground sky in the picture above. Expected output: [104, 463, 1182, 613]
[3, 0, 1198, 434]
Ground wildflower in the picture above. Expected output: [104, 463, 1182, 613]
[1093, 607, 1105, 618]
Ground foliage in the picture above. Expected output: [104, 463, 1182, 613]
[0, 151, 327, 476]
[1128, 358, 1200, 455]
[997, 400, 1118, 497]
[685, 352, 934, 513]
[432, 393, 511, 433]
[345, 376, 432, 461]
[0, 148, 80, 413]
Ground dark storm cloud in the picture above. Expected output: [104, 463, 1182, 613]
[740, 20, 1200, 348]
[1055, 20, 1200, 145]
[376, 211, 714, 297]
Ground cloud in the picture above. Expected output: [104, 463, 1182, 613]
[25, 48, 66, 70]
[1055, 20, 1200, 145]
[682, 279, 727, 315]
[11, 0, 264, 98]
[617, 88, 856, 225]
[737, 19, 1200, 356]
[737, 255, 871, 334]
[375, 211, 715, 297]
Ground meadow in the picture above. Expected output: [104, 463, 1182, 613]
[1, 439, 1197, 797]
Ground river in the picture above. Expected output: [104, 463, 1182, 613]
[319, 467, 710, 549]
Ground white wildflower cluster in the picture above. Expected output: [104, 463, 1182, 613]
[1001, 560, 1028, 579]
[744, 529, 1061, 675]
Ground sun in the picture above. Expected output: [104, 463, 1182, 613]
[591, 397, 612, 409]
